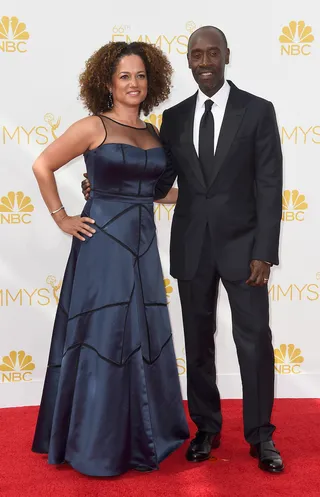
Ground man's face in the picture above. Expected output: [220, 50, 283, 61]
[187, 29, 230, 96]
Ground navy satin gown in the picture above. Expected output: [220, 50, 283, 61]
[32, 117, 189, 476]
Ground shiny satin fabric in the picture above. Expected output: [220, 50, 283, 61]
[32, 140, 189, 476]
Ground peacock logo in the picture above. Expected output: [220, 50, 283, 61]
[279, 21, 314, 56]
[164, 278, 173, 303]
[144, 113, 163, 130]
[282, 190, 308, 222]
[0, 191, 34, 224]
[0, 16, 29, 53]
[0, 350, 35, 382]
[274, 344, 304, 374]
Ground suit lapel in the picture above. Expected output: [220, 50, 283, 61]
[174, 83, 246, 190]
[208, 82, 246, 188]
[178, 93, 206, 190]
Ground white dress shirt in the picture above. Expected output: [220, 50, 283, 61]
[193, 80, 230, 155]
[192, 81, 271, 267]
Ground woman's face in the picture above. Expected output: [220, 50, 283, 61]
[110, 54, 148, 109]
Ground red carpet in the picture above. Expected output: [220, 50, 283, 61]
[1, 400, 319, 497]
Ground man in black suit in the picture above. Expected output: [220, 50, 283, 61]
[82, 26, 284, 473]
[154, 26, 283, 473]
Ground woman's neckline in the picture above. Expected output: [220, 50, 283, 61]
[99, 114, 147, 130]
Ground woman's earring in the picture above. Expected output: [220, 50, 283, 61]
[107, 91, 114, 109]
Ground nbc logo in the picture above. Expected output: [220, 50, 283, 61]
[0, 350, 35, 382]
[274, 344, 304, 374]
[282, 190, 308, 222]
[0, 191, 34, 224]
[164, 278, 173, 303]
[279, 21, 314, 56]
[144, 113, 163, 129]
[0, 16, 29, 53]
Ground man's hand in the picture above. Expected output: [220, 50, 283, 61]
[246, 260, 270, 287]
[81, 173, 91, 200]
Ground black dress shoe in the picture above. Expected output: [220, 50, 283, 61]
[186, 431, 221, 462]
[134, 466, 154, 473]
[250, 441, 284, 473]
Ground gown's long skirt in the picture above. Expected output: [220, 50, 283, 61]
[32, 193, 189, 476]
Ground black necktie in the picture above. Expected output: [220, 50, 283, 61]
[199, 99, 214, 186]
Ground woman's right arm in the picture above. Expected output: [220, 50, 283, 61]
[32, 117, 97, 241]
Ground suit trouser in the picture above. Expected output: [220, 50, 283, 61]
[177, 229, 275, 445]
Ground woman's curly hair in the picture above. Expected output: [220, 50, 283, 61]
[79, 41, 173, 116]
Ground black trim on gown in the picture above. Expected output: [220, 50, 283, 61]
[32, 120, 189, 476]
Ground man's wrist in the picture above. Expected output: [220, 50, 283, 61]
[252, 259, 272, 266]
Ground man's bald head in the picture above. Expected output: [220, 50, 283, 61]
[188, 26, 228, 54]
[187, 25, 230, 97]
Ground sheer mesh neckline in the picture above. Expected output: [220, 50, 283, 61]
[85, 113, 161, 153]
[99, 114, 147, 130]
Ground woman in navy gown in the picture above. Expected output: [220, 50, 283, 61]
[31, 41, 189, 477]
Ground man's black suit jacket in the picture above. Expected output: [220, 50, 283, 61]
[154, 81, 283, 281]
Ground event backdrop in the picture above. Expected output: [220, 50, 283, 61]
[1, 0, 319, 407]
